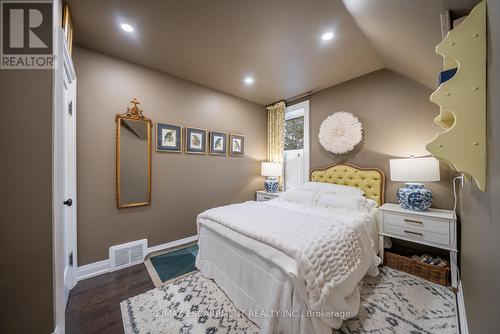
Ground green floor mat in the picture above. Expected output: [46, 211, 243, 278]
[149, 244, 199, 283]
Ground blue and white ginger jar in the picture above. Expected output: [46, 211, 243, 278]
[397, 183, 433, 211]
[264, 179, 279, 193]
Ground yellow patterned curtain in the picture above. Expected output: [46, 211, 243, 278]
[266, 101, 286, 189]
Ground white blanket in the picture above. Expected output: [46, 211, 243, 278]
[197, 199, 380, 310]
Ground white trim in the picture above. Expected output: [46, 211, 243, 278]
[285, 106, 304, 120]
[148, 235, 198, 254]
[52, 26, 64, 334]
[457, 280, 469, 334]
[77, 259, 110, 281]
[76, 235, 198, 282]
[303, 101, 310, 184]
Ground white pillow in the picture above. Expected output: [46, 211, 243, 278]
[315, 192, 365, 210]
[280, 190, 317, 205]
[300, 182, 365, 196]
[363, 198, 379, 211]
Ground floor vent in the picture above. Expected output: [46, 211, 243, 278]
[109, 239, 147, 271]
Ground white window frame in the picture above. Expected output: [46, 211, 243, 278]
[284, 100, 310, 186]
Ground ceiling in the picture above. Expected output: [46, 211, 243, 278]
[342, 0, 480, 90]
[67, 0, 479, 105]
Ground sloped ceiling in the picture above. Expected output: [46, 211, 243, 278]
[66, 0, 382, 105]
[67, 0, 479, 105]
[342, 0, 480, 90]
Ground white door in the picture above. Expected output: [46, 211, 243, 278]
[284, 101, 310, 190]
[53, 28, 77, 333]
[62, 80, 77, 303]
[284, 149, 304, 189]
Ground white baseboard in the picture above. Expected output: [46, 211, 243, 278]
[147, 235, 198, 254]
[76, 235, 198, 282]
[77, 259, 110, 281]
[457, 280, 469, 334]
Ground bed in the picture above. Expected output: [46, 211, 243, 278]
[195, 163, 385, 334]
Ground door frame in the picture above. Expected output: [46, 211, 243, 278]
[53, 27, 77, 334]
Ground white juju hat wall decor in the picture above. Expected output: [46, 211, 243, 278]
[318, 111, 363, 154]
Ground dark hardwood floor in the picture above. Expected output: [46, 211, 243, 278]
[66, 263, 154, 334]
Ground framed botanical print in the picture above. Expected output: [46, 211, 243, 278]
[185, 127, 207, 154]
[209, 131, 228, 155]
[156, 123, 182, 152]
[229, 134, 244, 156]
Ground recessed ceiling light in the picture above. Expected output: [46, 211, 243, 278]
[321, 32, 334, 41]
[120, 23, 134, 32]
[244, 77, 254, 85]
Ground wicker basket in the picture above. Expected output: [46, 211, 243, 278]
[384, 251, 450, 286]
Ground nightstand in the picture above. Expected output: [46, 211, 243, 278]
[379, 203, 458, 289]
[255, 190, 283, 202]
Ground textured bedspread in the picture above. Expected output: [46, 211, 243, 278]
[197, 199, 380, 309]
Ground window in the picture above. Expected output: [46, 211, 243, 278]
[284, 101, 309, 190]
[285, 116, 304, 150]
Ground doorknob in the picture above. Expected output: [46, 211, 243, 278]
[63, 199, 73, 207]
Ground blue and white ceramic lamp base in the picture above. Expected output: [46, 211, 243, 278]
[264, 178, 279, 193]
[397, 183, 433, 211]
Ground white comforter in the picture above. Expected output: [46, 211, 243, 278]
[197, 199, 380, 312]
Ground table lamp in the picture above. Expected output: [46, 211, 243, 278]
[389, 157, 440, 211]
[261, 162, 282, 193]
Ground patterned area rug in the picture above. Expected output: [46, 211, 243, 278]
[121, 272, 259, 334]
[121, 266, 457, 334]
[335, 267, 458, 334]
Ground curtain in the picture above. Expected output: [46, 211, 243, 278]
[266, 101, 286, 189]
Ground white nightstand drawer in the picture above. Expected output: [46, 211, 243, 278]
[384, 223, 450, 246]
[256, 191, 282, 202]
[384, 212, 450, 235]
[257, 193, 274, 201]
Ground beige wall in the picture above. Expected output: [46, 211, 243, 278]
[459, 0, 500, 332]
[74, 46, 266, 265]
[0, 71, 54, 332]
[308, 69, 455, 209]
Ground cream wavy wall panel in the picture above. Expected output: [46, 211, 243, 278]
[427, 1, 486, 191]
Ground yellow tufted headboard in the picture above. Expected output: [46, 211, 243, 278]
[310, 163, 385, 206]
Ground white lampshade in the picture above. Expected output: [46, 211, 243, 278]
[390, 157, 440, 182]
[261, 162, 283, 177]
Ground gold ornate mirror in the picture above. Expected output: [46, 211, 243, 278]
[116, 98, 152, 208]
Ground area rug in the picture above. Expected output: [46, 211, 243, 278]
[144, 243, 198, 287]
[121, 266, 458, 334]
[334, 266, 458, 334]
[121, 270, 259, 334]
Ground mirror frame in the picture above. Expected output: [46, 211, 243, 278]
[115, 98, 152, 208]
